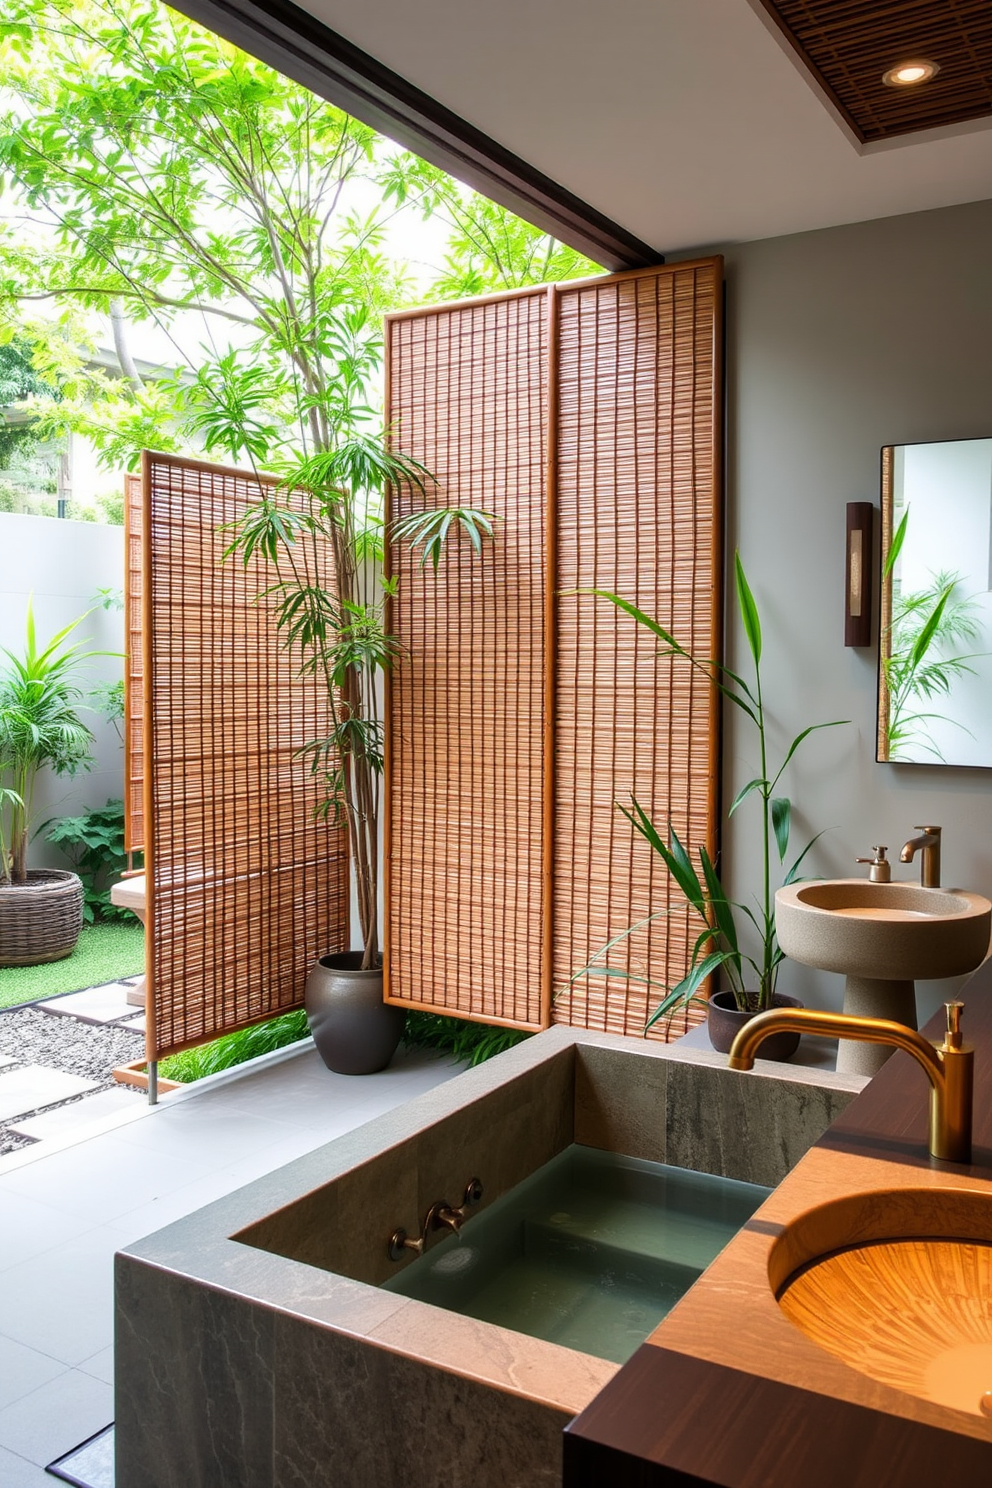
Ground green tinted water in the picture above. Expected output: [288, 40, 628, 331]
[381, 1145, 770, 1364]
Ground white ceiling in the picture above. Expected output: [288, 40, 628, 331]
[295, 0, 992, 254]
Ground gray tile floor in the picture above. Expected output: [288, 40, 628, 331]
[0, 1043, 460, 1483]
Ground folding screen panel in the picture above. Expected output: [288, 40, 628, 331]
[142, 453, 349, 1061]
[552, 264, 722, 1037]
[385, 290, 550, 1028]
[385, 260, 722, 1037]
[123, 471, 144, 858]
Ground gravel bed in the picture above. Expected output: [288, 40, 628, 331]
[0, 1006, 146, 1145]
[0, 1005, 145, 1080]
[0, 1128, 36, 1156]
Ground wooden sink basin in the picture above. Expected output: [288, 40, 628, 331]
[770, 1189, 992, 1417]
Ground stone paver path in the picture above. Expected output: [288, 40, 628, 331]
[0, 985, 146, 1156]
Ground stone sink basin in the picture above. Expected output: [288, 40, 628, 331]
[775, 880, 992, 984]
[774, 881, 991, 1075]
[770, 1188, 992, 1418]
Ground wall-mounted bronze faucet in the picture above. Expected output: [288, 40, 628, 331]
[388, 1178, 484, 1262]
[900, 825, 941, 887]
[728, 1002, 972, 1163]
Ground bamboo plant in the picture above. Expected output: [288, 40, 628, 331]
[223, 442, 496, 971]
[881, 509, 983, 762]
[572, 554, 847, 1024]
[0, 601, 96, 885]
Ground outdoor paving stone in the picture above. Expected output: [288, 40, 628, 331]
[0, 1191, 97, 1275]
[0, 1224, 123, 1365]
[0, 1067, 99, 1124]
[0, 1366, 112, 1468]
[77, 1346, 114, 1387]
[40, 982, 135, 1024]
[0, 1442, 53, 1486]
[0, 1336, 67, 1412]
[8, 1086, 141, 1142]
[0, 1131, 213, 1226]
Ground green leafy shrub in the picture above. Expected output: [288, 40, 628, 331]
[159, 1006, 530, 1085]
[0, 601, 96, 881]
[43, 798, 137, 921]
[402, 1011, 531, 1067]
[160, 1010, 310, 1082]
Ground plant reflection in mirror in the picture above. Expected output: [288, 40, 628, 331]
[881, 509, 984, 762]
[568, 554, 848, 1026]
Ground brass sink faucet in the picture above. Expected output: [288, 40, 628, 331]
[899, 824, 941, 887]
[728, 1002, 973, 1163]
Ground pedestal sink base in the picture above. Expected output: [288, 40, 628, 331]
[837, 977, 917, 1075]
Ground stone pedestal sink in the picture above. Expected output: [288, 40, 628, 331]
[771, 1188, 992, 1418]
[775, 880, 991, 1075]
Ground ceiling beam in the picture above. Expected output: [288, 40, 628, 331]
[168, 0, 663, 271]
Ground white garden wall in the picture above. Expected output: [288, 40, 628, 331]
[0, 512, 126, 870]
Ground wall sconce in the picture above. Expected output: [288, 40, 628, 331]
[845, 502, 874, 647]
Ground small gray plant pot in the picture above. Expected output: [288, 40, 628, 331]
[305, 951, 405, 1075]
[707, 990, 803, 1062]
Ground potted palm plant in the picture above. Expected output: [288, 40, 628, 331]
[574, 554, 847, 1059]
[225, 437, 495, 1074]
[0, 602, 97, 965]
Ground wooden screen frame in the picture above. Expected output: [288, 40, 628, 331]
[383, 259, 723, 1036]
[123, 471, 144, 859]
[141, 451, 350, 1062]
[383, 285, 552, 1031]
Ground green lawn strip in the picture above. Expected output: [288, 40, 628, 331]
[0, 921, 145, 1010]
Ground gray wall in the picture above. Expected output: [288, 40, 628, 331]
[676, 197, 992, 1020]
[0, 513, 126, 869]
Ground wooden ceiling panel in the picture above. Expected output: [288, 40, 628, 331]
[758, 0, 992, 141]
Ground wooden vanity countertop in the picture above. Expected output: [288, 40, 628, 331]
[563, 957, 992, 1487]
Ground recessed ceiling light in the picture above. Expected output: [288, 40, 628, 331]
[882, 59, 940, 88]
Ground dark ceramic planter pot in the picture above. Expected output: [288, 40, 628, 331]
[305, 951, 405, 1075]
[707, 990, 803, 1062]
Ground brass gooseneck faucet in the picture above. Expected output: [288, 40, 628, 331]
[728, 1002, 973, 1163]
[899, 825, 942, 887]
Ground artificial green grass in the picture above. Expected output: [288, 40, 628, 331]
[0, 920, 145, 1009]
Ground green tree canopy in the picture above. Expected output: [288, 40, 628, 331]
[0, 0, 602, 961]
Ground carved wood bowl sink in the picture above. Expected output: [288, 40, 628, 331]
[769, 1189, 992, 1417]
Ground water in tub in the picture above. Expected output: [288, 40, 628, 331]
[382, 1145, 770, 1365]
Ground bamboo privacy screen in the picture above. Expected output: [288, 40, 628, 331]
[123, 472, 144, 857]
[140, 452, 349, 1062]
[386, 291, 549, 1028]
[385, 260, 722, 1037]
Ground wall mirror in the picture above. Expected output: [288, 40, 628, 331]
[878, 437, 992, 767]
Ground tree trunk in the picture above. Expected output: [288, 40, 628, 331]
[12, 828, 27, 884]
[110, 299, 144, 393]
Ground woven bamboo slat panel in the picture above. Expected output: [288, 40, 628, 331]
[757, 0, 992, 143]
[385, 289, 550, 1029]
[553, 263, 722, 1040]
[142, 452, 349, 1062]
[123, 471, 144, 857]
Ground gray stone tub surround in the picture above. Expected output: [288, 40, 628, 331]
[115, 1027, 865, 1488]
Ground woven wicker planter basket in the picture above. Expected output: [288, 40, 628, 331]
[0, 869, 84, 967]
